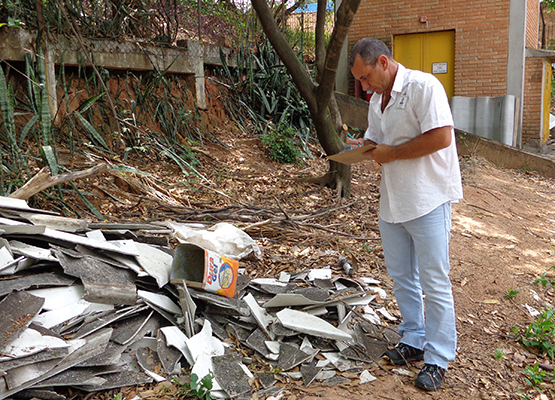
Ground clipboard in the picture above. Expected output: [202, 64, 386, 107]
[326, 144, 376, 165]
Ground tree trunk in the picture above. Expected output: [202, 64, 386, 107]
[251, 0, 361, 196]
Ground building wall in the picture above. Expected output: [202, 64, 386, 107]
[350, 0, 511, 98]
[523, 57, 544, 144]
[527, 0, 540, 49]
[349, 0, 544, 147]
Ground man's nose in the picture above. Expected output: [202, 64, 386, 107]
[360, 81, 370, 91]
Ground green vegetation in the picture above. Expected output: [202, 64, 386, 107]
[218, 39, 316, 164]
[174, 373, 214, 400]
[534, 265, 555, 289]
[513, 307, 555, 358]
[523, 362, 553, 387]
[262, 123, 305, 164]
[504, 288, 520, 300]
[493, 348, 505, 360]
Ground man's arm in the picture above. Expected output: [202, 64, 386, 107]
[363, 126, 452, 164]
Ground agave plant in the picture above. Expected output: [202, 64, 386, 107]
[217, 39, 315, 163]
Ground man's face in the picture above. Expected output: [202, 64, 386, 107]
[351, 54, 389, 94]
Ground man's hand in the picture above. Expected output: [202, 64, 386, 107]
[363, 126, 452, 164]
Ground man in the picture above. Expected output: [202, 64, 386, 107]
[349, 38, 463, 391]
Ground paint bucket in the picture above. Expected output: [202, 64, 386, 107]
[170, 243, 239, 298]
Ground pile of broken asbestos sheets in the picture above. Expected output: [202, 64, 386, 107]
[0, 197, 400, 400]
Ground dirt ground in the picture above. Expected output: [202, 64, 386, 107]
[23, 76, 555, 399]
[50, 125, 555, 400]
[208, 136, 555, 400]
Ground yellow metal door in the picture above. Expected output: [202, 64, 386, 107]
[394, 31, 455, 98]
[542, 59, 552, 145]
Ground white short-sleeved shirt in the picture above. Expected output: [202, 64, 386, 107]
[364, 64, 463, 224]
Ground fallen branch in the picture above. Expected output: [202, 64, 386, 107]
[9, 164, 108, 200]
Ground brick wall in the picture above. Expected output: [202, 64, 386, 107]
[349, 0, 543, 146]
[350, 0, 511, 97]
[523, 58, 544, 144]
[527, 0, 540, 49]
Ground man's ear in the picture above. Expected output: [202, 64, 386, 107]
[377, 55, 389, 70]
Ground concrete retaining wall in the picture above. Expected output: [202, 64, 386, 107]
[0, 28, 235, 111]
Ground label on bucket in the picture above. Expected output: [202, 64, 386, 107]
[202, 248, 239, 298]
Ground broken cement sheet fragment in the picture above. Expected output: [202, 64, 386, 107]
[362, 305, 381, 325]
[278, 271, 290, 282]
[323, 352, 355, 372]
[0, 291, 44, 352]
[9, 240, 57, 262]
[225, 323, 251, 345]
[185, 320, 225, 363]
[38, 225, 139, 256]
[322, 375, 350, 386]
[315, 370, 336, 381]
[353, 323, 388, 362]
[110, 310, 156, 346]
[16, 212, 90, 233]
[175, 282, 196, 338]
[136, 347, 166, 382]
[526, 304, 540, 317]
[157, 330, 183, 375]
[167, 221, 262, 260]
[307, 268, 332, 281]
[212, 350, 253, 398]
[278, 342, 315, 371]
[78, 341, 126, 367]
[377, 307, 397, 321]
[0, 348, 68, 372]
[132, 241, 173, 287]
[28, 368, 106, 389]
[0, 223, 46, 235]
[5, 357, 62, 389]
[13, 388, 67, 400]
[265, 338, 280, 351]
[263, 294, 323, 308]
[31, 294, 103, 330]
[276, 309, 354, 343]
[86, 229, 106, 241]
[188, 288, 248, 316]
[367, 286, 388, 300]
[73, 370, 153, 392]
[244, 293, 276, 340]
[0, 328, 113, 400]
[137, 290, 182, 315]
[74, 244, 144, 275]
[0, 272, 73, 298]
[28, 285, 85, 311]
[246, 328, 271, 358]
[201, 314, 228, 341]
[359, 370, 377, 384]
[0, 196, 58, 215]
[190, 354, 227, 398]
[392, 368, 414, 377]
[159, 326, 194, 366]
[360, 277, 381, 285]
[0, 328, 69, 362]
[54, 249, 137, 305]
[301, 361, 323, 387]
[71, 304, 146, 340]
[0, 246, 21, 276]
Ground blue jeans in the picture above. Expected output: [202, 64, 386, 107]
[378, 202, 456, 370]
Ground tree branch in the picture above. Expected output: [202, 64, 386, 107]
[9, 164, 108, 200]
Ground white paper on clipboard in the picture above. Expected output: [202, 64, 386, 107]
[326, 144, 376, 165]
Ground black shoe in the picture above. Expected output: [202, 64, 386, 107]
[415, 364, 446, 391]
[383, 343, 424, 365]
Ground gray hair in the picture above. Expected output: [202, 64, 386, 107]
[349, 38, 392, 68]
